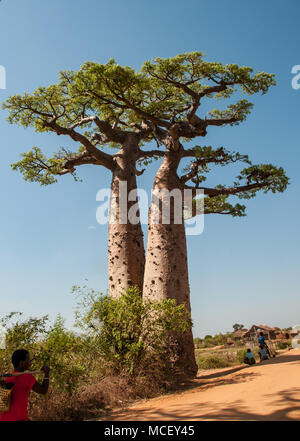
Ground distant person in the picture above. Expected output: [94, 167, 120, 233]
[0, 349, 50, 421]
[258, 345, 269, 362]
[258, 332, 266, 346]
[244, 349, 256, 365]
[258, 332, 271, 356]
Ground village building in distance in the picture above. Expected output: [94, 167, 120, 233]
[228, 324, 296, 346]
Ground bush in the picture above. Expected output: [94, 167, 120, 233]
[73, 285, 192, 376]
[194, 337, 202, 348]
[196, 356, 231, 369]
[0, 287, 193, 420]
[276, 340, 291, 350]
[237, 349, 248, 363]
[212, 333, 227, 345]
[0, 313, 89, 395]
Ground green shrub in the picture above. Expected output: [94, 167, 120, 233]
[73, 285, 192, 376]
[194, 337, 202, 348]
[0, 313, 88, 395]
[212, 333, 227, 345]
[0, 312, 49, 376]
[276, 340, 291, 350]
[237, 348, 248, 363]
[234, 340, 245, 347]
[196, 356, 231, 369]
[0, 287, 194, 419]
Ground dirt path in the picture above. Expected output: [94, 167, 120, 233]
[101, 348, 300, 421]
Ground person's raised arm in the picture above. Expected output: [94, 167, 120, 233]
[32, 366, 50, 395]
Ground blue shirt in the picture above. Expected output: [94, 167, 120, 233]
[259, 348, 268, 359]
[258, 336, 265, 345]
[246, 352, 254, 359]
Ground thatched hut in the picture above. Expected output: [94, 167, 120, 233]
[232, 329, 247, 339]
[243, 324, 277, 340]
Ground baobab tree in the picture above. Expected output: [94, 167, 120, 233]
[4, 53, 289, 376]
[2, 60, 169, 298]
[133, 53, 288, 375]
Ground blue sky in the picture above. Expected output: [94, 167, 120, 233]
[0, 0, 299, 337]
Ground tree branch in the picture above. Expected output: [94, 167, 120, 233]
[92, 76, 171, 129]
[184, 182, 266, 197]
[198, 83, 228, 98]
[180, 147, 250, 183]
[42, 119, 115, 170]
[138, 149, 165, 160]
[58, 152, 101, 174]
[204, 116, 239, 127]
[68, 115, 128, 144]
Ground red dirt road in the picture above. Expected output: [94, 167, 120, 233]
[102, 348, 300, 421]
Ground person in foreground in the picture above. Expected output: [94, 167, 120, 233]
[244, 349, 256, 365]
[0, 349, 50, 421]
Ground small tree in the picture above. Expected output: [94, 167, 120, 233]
[73, 286, 192, 377]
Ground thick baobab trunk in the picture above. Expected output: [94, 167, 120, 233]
[143, 153, 198, 377]
[108, 135, 145, 298]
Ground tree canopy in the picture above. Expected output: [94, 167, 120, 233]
[3, 52, 289, 212]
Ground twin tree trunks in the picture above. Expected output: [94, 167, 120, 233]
[109, 142, 198, 377]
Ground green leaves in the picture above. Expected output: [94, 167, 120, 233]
[3, 53, 283, 204]
[72, 59, 186, 124]
[207, 99, 253, 125]
[141, 52, 276, 130]
[182, 145, 251, 181]
[74, 286, 192, 375]
[204, 195, 246, 217]
[0, 312, 90, 395]
[142, 52, 276, 100]
[3, 84, 73, 131]
[192, 161, 289, 217]
[71, 60, 148, 123]
[183, 154, 289, 217]
[2, 58, 152, 136]
[3, 53, 276, 141]
[10, 147, 81, 186]
[196, 145, 251, 165]
[234, 164, 290, 198]
[189, 195, 246, 217]
[1, 313, 49, 349]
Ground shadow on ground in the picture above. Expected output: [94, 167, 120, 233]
[100, 351, 300, 421]
[104, 388, 300, 421]
[197, 351, 300, 382]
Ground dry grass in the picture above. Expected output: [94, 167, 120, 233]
[28, 364, 176, 421]
[29, 375, 135, 421]
[27, 348, 243, 420]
